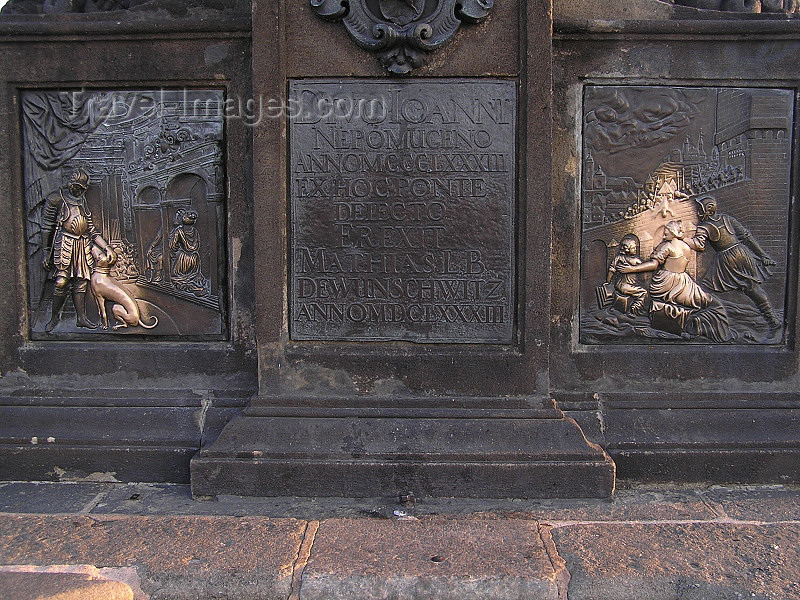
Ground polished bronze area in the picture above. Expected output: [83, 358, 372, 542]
[580, 86, 792, 344]
[23, 89, 226, 338]
[310, 0, 494, 74]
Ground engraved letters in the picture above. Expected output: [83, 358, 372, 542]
[290, 80, 515, 342]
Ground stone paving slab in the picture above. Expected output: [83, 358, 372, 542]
[500, 484, 719, 523]
[0, 515, 306, 600]
[0, 565, 146, 600]
[3, 481, 791, 523]
[551, 522, 800, 600]
[300, 517, 561, 600]
[0, 571, 133, 600]
[0, 483, 798, 600]
[90, 483, 402, 519]
[700, 485, 800, 522]
[0, 483, 112, 514]
[16, 481, 720, 521]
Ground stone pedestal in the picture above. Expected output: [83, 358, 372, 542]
[192, 398, 614, 498]
[192, 0, 616, 499]
[3, 0, 796, 496]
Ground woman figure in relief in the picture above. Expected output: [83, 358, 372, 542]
[169, 209, 210, 297]
[618, 220, 733, 342]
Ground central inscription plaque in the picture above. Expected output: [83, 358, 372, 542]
[289, 79, 516, 342]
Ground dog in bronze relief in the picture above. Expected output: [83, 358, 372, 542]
[91, 246, 158, 330]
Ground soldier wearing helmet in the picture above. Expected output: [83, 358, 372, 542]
[41, 169, 115, 332]
[687, 195, 780, 332]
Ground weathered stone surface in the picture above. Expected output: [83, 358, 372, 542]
[0, 565, 146, 600]
[300, 517, 560, 600]
[552, 522, 800, 600]
[701, 485, 800, 522]
[0, 482, 111, 514]
[0, 572, 133, 600]
[550, 16, 800, 483]
[510, 485, 719, 523]
[0, 4, 256, 487]
[555, 0, 676, 24]
[0, 515, 306, 600]
[191, 413, 615, 498]
[0, 485, 799, 600]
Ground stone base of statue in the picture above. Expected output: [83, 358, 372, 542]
[190, 397, 615, 499]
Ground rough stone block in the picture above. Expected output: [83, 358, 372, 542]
[552, 522, 800, 600]
[0, 515, 306, 600]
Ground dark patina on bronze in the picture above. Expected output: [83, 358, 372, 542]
[22, 89, 227, 339]
[289, 79, 516, 343]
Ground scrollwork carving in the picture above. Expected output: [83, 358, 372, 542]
[141, 126, 198, 170]
[310, 0, 494, 74]
[310, 0, 348, 20]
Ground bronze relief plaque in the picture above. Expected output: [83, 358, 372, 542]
[580, 86, 793, 344]
[290, 79, 516, 343]
[22, 89, 227, 338]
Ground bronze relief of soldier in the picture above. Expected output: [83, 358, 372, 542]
[40, 169, 116, 332]
[582, 86, 790, 344]
[687, 196, 781, 333]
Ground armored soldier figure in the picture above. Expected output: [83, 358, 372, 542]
[688, 196, 781, 331]
[41, 169, 116, 332]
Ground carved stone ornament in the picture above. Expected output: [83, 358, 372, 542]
[310, 0, 494, 74]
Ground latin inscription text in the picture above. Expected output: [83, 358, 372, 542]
[290, 80, 516, 342]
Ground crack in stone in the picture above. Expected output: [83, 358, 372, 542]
[288, 520, 319, 600]
[195, 391, 212, 438]
[538, 523, 571, 600]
